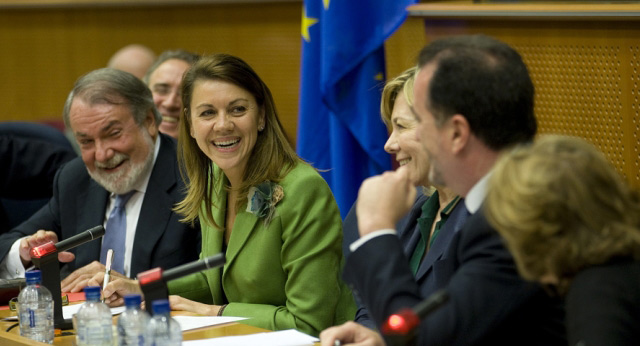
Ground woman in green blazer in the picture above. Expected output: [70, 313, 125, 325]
[101, 53, 355, 336]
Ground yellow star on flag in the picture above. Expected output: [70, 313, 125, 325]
[375, 72, 384, 81]
[324, 0, 330, 10]
[301, 7, 318, 42]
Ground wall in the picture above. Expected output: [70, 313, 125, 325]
[0, 2, 302, 143]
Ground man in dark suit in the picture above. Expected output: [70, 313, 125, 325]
[321, 35, 566, 345]
[0, 68, 200, 291]
[343, 190, 468, 330]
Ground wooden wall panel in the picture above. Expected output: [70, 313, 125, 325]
[0, 2, 302, 143]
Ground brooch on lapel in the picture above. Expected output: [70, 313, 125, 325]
[246, 181, 284, 226]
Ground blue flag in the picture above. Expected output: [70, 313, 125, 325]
[298, 0, 416, 219]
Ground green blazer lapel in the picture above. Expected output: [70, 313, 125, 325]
[210, 169, 259, 300]
[224, 210, 260, 274]
[207, 177, 227, 306]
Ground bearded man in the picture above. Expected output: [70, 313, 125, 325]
[0, 68, 200, 293]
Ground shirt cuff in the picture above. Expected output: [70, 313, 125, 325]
[0, 238, 28, 279]
[349, 229, 397, 252]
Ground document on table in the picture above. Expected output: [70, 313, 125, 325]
[173, 316, 247, 331]
[182, 329, 319, 346]
[62, 304, 126, 319]
[2, 304, 126, 321]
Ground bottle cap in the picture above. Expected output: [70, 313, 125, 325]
[124, 294, 142, 308]
[151, 299, 170, 314]
[25, 270, 42, 284]
[84, 286, 102, 302]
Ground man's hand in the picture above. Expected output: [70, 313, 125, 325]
[19, 230, 75, 267]
[99, 277, 142, 307]
[320, 321, 385, 346]
[356, 165, 417, 236]
[61, 261, 125, 293]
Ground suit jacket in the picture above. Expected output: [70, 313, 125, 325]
[0, 134, 201, 278]
[344, 208, 566, 345]
[0, 123, 76, 233]
[344, 191, 468, 329]
[566, 259, 640, 346]
[168, 162, 356, 336]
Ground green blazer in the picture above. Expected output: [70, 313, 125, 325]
[168, 162, 356, 336]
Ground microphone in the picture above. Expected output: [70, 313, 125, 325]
[137, 253, 225, 314]
[30, 225, 106, 259]
[28, 225, 106, 330]
[382, 290, 449, 337]
[138, 253, 225, 285]
[56, 225, 105, 252]
[163, 253, 225, 282]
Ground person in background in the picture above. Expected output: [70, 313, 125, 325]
[485, 135, 640, 346]
[0, 122, 76, 234]
[321, 34, 565, 346]
[0, 68, 200, 289]
[144, 50, 200, 139]
[108, 44, 156, 80]
[343, 66, 466, 329]
[99, 53, 356, 336]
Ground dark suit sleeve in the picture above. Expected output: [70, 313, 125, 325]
[344, 211, 565, 346]
[344, 191, 427, 331]
[0, 135, 75, 199]
[0, 167, 66, 264]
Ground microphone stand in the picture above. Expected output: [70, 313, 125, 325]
[137, 253, 225, 315]
[29, 225, 105, 330]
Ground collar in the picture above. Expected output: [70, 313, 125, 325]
[464, 170, 492, 214]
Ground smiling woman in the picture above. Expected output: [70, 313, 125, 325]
[171, 54, 356, 335]
[100, 54, 356, 336]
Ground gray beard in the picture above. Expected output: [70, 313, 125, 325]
[87, 131, 155, 194]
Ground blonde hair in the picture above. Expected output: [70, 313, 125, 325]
[380, 66, 436, 196]
[485, 135, 640, 294]
[380, 66, 417, 128]
[175, 53, 299, 229]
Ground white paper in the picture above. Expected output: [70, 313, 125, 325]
[182, 329, 319, 346]
[173, 315, 247, 331]
[62, 303, 126, 319]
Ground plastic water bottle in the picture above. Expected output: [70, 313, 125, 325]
[117, 294, 149, 346]
[145, 299, 182, 346]
[18, 270, 54, 343]
[75, 286, 114, 346]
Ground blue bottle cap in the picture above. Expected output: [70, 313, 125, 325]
[25, 270, 42, 284]
[124, 294, 142, 308]
[151, 299, 170, 314]
[84, 286, 102, 302]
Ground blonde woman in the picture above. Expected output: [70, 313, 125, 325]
[342, 66, 466, 329]
[486, 135, 640, 345]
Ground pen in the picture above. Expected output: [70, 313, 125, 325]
[102, 249, 113, 303]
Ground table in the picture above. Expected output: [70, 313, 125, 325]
[0, 308, 272, 345]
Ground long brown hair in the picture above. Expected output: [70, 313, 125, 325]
[175, 53, 299, 229]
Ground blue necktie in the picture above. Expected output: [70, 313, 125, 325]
[100, 191, 135, 274]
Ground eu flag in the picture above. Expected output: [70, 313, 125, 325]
[298, 0, 416, 219]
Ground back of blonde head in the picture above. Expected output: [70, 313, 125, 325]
[486, 135, 640, 293]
